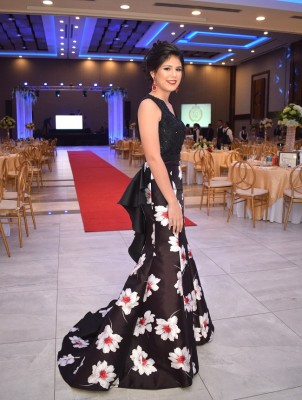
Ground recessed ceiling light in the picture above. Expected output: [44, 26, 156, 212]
[109, 83, 113, 86]
[209, 62, 212, 65]
[19, 55, 22, 58]
[73, 40, 77, 43]
[71, 51, 75, 54]
[190, 62, 193, 64]
[60, 48, 64, 51]
[75, 16, 80, 20]
[228, 49, 232, 52]
[180, 24, 184, 28]
[192, 10, 201, 16]
[109, 58, 113, 61]
[60, 29, 64, 32]
[120, 4, 130, 9]
[59, 20, 64, 23]
[44, 82, 48, 86]
[94, 83, 98, 86]
[24, 82, 28, 85]
[74, 25, 79, 29]
[171, 32, 176, 35]
[60, 82, 64, 85]
[256, 16, 265, 21]
[222, 62, 225, 65]
[43, 0, 53, 5]
[79, 83, 83, 86]
[17, 33, 22, 37]
[60, 53, 64, 56]
[230, 58, 234, 61]
[114, 38, 120, 41]
[130, 59, 133, 62]
[88, 57, 91, 60]
[209, 26, 214, 30]
[264, 31, 268, 35]
[251, 50, 255, 53]
[60, 42, 64, 45]
[60, 36, 64, 39]
[72, 46, 76, 49]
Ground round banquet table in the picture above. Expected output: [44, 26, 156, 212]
[180, 149, 229, 184]
[228, 164, 302, 224]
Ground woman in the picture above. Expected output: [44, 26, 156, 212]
[57, 41, 214, 391]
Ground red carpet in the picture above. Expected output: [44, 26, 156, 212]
[68, 151, 196, 232]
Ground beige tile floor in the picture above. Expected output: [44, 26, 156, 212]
[1, 146, 302, 400]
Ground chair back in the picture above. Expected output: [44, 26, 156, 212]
[289, 164, 302, 196]
[16, 162, 29, 206]
[230, 161, 256, 192]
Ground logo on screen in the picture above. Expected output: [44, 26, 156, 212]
[189, 105, 202, 122]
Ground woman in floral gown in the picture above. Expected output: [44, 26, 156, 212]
[57, 41, 214, 391]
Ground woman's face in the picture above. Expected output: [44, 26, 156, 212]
[151, 55, 183, 93]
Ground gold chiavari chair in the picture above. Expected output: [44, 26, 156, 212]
[227, 161, 269, 228]
[282, 164, 302, 230]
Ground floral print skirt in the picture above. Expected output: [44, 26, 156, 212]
[57, 161, 214, 391]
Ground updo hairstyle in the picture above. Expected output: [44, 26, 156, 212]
[144, 40, 185, 83]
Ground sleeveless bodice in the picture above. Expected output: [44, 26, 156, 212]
[144, 94, 186, 162]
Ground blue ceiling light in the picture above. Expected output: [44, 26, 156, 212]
[178, 31, 270, 50]
[184, 52, 235, 65]
[78, 53, 144, 61]
[135, 22, 169, 48]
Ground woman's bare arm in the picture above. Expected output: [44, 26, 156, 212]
[138, 99, 183, 234]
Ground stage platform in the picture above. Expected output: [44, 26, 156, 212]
[34, 130, 109, 146]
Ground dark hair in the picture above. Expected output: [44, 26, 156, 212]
[144, 40, 185, 82]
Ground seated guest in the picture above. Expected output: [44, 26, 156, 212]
[239, 126, 248, 141]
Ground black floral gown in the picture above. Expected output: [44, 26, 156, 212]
[57, 94, 214, 391]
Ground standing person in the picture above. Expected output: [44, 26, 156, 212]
[57, 41, 214, 391]
[205, 123, 214, 141]
[222, 121, 233, 146]
[192, 122, 202, 142]
[216, 119, 224, 149]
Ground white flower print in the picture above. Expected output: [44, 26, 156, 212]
[145, 183, 152, 204]
[174, 271, 183, 296]
[143, 274, 161, 302]
[87, 360, 117, 389]
[193, 279, 202, 301]
[168, 234, 180, 252]
[183, 293, 195, 312]
[193, 325, 202, 342]
[151, 223, 155, 245]
[69, 326, 79, 333]
[131, 253, 146, 276]
[199, 312, 210, 338]
[187, 244, 193, 258]
[69, 336, 89, 348]
[144, 162, 149, 172]
[172, 180, 177, 195]
[168, 347, 191, 373]
[130, 346, 157, 376]
[155, 316, 181, 341]
[154, 205, 169, 226]
[192, 362, 197, 375]
[96, 325, 123, 353]
[178, 165, 182, 180]
[134, 310, 155, 336]
[58, 354, 76, 367]
[179, 245, 187, 271]
[116, 288, 139, 315]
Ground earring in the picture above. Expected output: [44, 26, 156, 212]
[152, 80, 156, 91]
[175, 86, 179, 94]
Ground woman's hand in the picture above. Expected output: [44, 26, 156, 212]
[168, 199, 183, 235]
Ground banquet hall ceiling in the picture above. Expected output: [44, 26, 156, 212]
[0, 0, 301, 65]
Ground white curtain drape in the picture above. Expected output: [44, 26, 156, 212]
[15, 91, 34, 139]
[107, 91, 124, 143]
